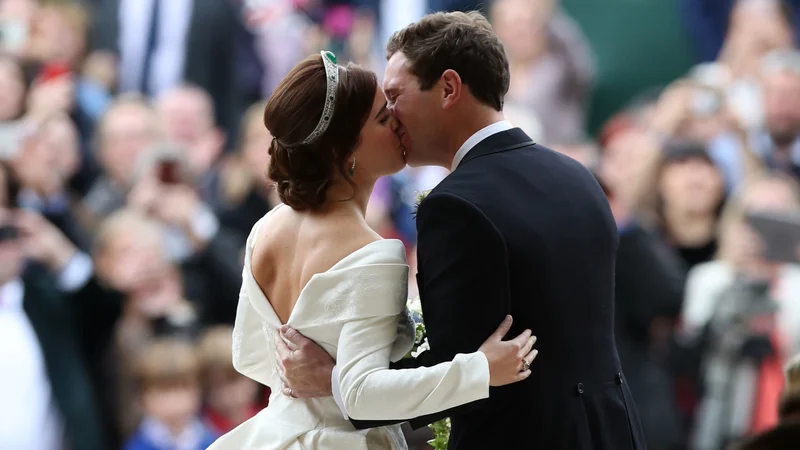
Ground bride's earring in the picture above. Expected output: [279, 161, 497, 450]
[349, 158, 356, 177]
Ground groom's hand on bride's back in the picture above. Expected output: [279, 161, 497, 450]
[479, 315, 539, 386]
[275, 326, 335, 398]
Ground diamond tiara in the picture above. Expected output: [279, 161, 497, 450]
[300, 51, 339, 145]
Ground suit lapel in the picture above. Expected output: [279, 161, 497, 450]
[457, 128, 536, 169]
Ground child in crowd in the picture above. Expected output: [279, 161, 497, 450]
[123, 338, 218, 450]
[198, 326, 260, 435]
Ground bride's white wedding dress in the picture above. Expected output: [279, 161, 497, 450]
[207, 207, 490, 450]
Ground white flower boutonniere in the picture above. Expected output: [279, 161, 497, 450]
[412, 189, 431, 219]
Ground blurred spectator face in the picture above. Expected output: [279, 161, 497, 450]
[659, 156, 725, 217]
[143, 381, 201, 430]
[0, 168, 23, 284]
[723, 0, 794, 80]
[99, 101, 159, 187]
[95, 212, 181, 317]
[12, 116, 79, 195]
[491, 0, 553, 61]
[600, 127, 661, 207]
[156, 87, 224, 177]
[0, 57, 26, 121]
[729, 0, 794, 51]
[10, 131, 59, 196]
[762, 70, 800, 146]
[32, 3, 88, 66]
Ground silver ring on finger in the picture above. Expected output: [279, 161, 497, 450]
[521, 359, 530, 372]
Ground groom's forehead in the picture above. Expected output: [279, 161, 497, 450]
[384, 63, 411, 92]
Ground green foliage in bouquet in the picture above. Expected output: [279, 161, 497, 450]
[428, 418, 452, 450]
[406, 296, 451, 449]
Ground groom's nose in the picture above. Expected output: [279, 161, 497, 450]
[390, 115, 402, 134]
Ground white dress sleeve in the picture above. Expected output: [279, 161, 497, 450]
[326, 261, 490, 421]
[336, 316, 490, 420]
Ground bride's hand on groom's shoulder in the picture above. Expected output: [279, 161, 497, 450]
[478, 316, 538, 387]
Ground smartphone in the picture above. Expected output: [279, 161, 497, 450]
[157, 159, 181, 184]
[745, 211, 800, 263]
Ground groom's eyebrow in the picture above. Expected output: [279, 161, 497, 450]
[374, 101, 388, 119]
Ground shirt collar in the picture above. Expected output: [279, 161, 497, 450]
[451, 120, 514, 170]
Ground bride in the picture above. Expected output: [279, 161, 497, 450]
[208, 51, 537, 450]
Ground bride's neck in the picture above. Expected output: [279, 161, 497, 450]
[323, 178, 375, 217]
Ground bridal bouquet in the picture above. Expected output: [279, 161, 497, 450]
[406, 296, 451, 450]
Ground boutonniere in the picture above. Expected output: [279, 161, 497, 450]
[412, 189, 431, 219]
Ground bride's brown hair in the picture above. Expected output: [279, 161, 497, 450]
[264, 54, 377, 210]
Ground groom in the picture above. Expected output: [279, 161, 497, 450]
[276, 11, 645, 450]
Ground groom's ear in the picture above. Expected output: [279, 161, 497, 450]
[440, 69, 462, 110]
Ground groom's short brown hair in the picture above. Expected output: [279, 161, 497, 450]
[386, 11, 510, 111]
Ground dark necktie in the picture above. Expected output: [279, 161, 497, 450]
[141, 0, 161, 96]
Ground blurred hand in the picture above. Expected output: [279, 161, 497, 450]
[105, 245, 165, 294]
[26, 76, 75, 122]
[649, 81, 693, 135]
[127, 175, 161, 215]
[151, 184, 202, 230]
[728, 223, 775, 279]
[13, 209, 76, 272]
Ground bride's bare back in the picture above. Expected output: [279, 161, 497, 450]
[250, 205, 381, 324]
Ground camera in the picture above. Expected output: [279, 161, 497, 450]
[690, 89, 723, 118]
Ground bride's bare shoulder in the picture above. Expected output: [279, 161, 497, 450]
[252, 206, 382, 278]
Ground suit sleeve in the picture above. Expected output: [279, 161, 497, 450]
[350, 191, 511, 429]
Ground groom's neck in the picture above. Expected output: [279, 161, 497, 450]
[442, 108, 507, 166]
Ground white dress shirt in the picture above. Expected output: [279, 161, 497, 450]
[329, 120, 514, 418]
[0, 253, 93, 450]
[451, 120, 514, 170]
[118, 0, 193, 96]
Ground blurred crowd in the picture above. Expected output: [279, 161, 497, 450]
[2, 0, 800, 449]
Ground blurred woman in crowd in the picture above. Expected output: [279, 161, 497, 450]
[654, 141, 727, 271]
[490, 0, 594, 143]
[681, 175, 800, 448]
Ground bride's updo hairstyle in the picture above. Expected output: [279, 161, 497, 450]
[264, 52, 377, 210]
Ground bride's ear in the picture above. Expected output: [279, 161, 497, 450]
[440, 69, 462, 110]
